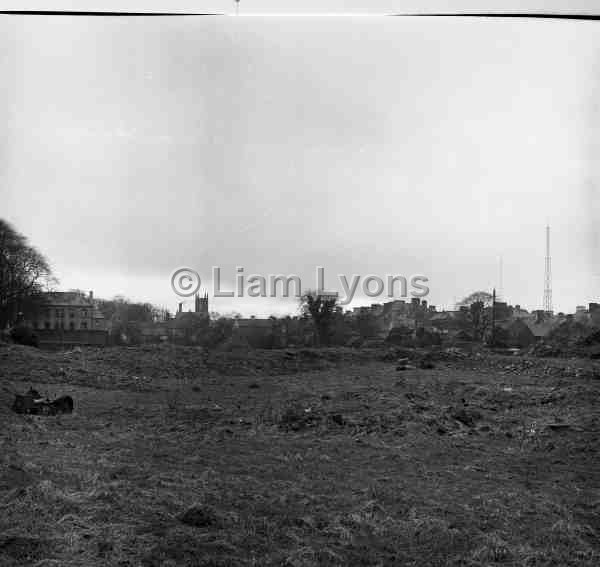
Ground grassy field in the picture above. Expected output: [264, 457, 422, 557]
[1, 343, 599, 566]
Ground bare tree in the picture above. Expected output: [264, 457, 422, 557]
[456, 291, 493, 342]
[457, 290, 493, 308]
[298, 289, 338, 347]
[0, 219, 55, 328]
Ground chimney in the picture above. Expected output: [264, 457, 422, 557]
[89, 290, 93, 300]
[178, 302, 183, 314]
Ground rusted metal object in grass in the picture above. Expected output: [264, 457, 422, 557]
[11, 387, 74, 416]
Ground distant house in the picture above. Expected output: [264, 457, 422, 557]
[429, 311, 459, 333]
[134, 296, 209, 345]
[524, 313, 560, 341]
[34, 290, 105, 331]
[32, 290, 107, 347]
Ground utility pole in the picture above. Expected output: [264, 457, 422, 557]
[490, 288, 496, 347]
[543, 225, 553, 314]
[498, 255, 503, 302]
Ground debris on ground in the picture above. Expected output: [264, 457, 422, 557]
[450, 407, 482, 428]
[11, 387, 74, 416]
[396, 364, 417, 371]
[179, 504, 221, 528]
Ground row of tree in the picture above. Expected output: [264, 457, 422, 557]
[0, 219, 54, 330]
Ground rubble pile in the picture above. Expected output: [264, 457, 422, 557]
[527, 323, 600, 358]
[417, 346, 600, 380]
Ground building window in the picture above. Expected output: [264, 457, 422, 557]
[44, 322, 50, 329]
[69, 322, 75, 330]
[81, 322, 87, 329]
[82, 310, 88, 318]
[70, 311, 75, 318]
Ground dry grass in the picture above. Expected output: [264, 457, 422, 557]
[0, 343, 599, 565]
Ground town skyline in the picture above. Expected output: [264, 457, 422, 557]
[32, 256, 597, 319]
[3, 15, 599, 317]
[4, 221, 595, 318]
[9, 219, 593, 318]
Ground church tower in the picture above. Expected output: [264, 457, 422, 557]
[194, 291, 209, 317]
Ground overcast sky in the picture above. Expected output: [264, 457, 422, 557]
[2, 8, 599, 316]
[3, 1, 600, 14]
